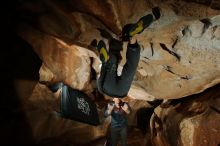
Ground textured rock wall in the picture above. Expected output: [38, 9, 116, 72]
[15, 0, 220, 100]
[151, 84, 220, 146]
[134, 15, 220, 99]
[18, 24, 98, 92]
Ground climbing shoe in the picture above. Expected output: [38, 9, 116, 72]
[121, 14, 153, 41]
[121, 23, 134, 41]
[152, 7, 161, 20]
[129, 21, 144, 37]
[97, 40, 109, 63]
[129, 7, 161, 36]
[121, 8, 161, 41]
[121, 20, 146, 41]
[128, 14, 153, 37]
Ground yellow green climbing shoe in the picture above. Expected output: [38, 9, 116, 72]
[121, 7, 161, 41]
[97, 40, 109, 63]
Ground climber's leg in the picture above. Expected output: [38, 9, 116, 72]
[118, 42, 141, 95]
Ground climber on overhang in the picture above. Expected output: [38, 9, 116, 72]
[93, 7, 161, 99]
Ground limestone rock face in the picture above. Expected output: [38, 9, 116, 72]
[151, 84, 220, 146]
[18, 24, 99, 92]
[134, 15, 220, 99]
[15, 0, 220, 100]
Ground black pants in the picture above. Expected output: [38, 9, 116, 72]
[97, 42, 140, 98]
[111, 126, 127, 146]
